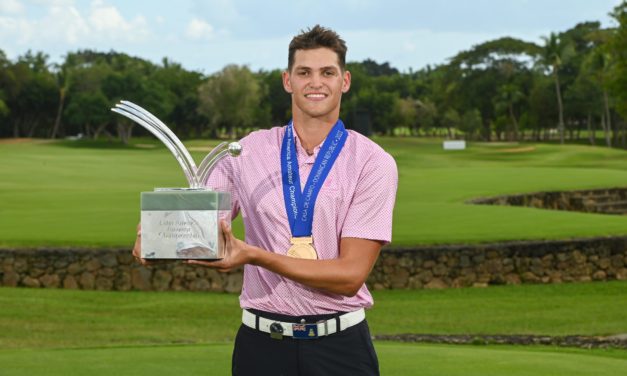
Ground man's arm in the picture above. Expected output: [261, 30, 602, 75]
[188, 221, 382, 297]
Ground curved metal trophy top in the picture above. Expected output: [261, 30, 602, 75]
[111, 100, 242, 188]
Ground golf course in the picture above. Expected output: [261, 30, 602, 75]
[1, 137, 627, 375]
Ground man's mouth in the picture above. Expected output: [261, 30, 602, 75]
[305, 93, 327, 99]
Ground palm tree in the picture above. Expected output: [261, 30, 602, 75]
[539, 33, 574, 144]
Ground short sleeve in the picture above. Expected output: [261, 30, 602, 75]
[205, 156, 241, 220]
[341, 152, 398, 244]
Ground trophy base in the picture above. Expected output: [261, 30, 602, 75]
[140, 188, 231, 260]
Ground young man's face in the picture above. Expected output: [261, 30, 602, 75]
[282, 47, 351, 121]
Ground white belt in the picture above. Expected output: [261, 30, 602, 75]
[242, 308, 365, 338]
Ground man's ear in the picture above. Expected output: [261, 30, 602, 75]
[282, 70, 293, 94]
[341, 70, 351, 93]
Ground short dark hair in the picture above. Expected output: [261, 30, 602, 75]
[288, 25, 347, 72]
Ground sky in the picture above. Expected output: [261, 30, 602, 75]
[0, 0, 622, 75]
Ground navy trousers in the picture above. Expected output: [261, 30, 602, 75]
[231, 310, 380, 376]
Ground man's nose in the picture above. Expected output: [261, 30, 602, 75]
[309, 72, 323, 88]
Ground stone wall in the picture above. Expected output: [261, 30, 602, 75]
[2, 236, 626, 291]
[469, 187, 627, 215]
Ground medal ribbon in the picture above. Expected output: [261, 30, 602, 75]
[281, 119, 347, 237]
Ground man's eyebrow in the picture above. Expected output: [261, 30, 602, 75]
[293, 65, 339, 71]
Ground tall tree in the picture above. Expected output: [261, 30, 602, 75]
[607, 1, 627, 136]
[538, 33, 575, 144]
[197, 65, 264, 139]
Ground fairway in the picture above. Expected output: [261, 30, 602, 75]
[1, 343, 626, 376]
[1, 138, 627, 247]
[2, 280, 627, 375]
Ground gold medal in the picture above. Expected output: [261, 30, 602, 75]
[287, 237, 318, 259]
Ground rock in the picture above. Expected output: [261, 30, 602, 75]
[131, 268, 152, 291]
[99, 253, 118, 268]
[487, 250, 499, 259]
[171, 265, 186, 278]
[433, 264, 448, 277]
[417, 270, 433, 283]
[115, 272, 132, 291]
[40, 274, 60, 288]
[98, 268, 115, 278]
[23, 276, 40, 288]
[63, 275, 78, 289]
[153, 270, 173, 291]
[189, 278, 211, 291]
[611, 255, 624, 268]
[521, 272, 539, 283]
[383, 256, 397, 267]
[13, 258, 28, 273]
[459, 255, 471, 268]
[425, 278, 448, 289]
[67, 262, 83, 275]
[117, 253, 135, 265]
[54, 260, 69, 269]
[598, 258, 611, 270]
[592, 270, 607, 281]
[390, 268, 410, 289]
[616, 268, 627, 280]
[505, 273, 521, 285]
[171, 278, 185, 291]
[549, 272, 563, 283]
[572, 251, 586, 264]
[472, 282, 488, 288]
[79, 272, 95, 289]
[423, 260, 436, 269]
[2, 256, 14, 267]
[373, 283, 385, 290]
[95, 277, 113, 290]
[85, 259, 101, 272]
[2, 271, 19, 287]
[29, 268, 45, 278]
[225, 272, 243, 293]
[409, 278, 423, 289]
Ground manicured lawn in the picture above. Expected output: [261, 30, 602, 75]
[1, 283, 627, 375]
[1, 138, 627, 248]
[1, 343, 626, 376]
[2, 281, 626, 350]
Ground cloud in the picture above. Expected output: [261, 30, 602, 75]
[0, 0, 151, 51]
[185, 18, 215, 40]
[88, 0, 149, 42]
[0, 0, 24, 14]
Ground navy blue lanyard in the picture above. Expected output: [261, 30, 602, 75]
[281, 120, 347, 237]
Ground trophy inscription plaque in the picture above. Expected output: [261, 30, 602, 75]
[111, 100, 241, 260]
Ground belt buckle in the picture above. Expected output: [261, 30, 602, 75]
[269, 322, 284, 340]
[292, 322, 318, 339]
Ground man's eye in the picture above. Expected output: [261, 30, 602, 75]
[298, 71, 309, 76]
[324, 70, 336, 76]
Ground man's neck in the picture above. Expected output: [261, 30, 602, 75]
[292, 115, 337, 155]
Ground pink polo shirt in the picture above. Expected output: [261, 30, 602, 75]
[207, 125, 398, 315]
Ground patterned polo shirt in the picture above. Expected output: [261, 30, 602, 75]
[207, 125, 398, 315]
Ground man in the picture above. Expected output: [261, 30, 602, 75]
[135, 25, 397, 376]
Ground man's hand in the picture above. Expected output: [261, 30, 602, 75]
[187, 220, 252, 272]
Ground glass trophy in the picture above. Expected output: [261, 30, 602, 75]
[111, 100, 241, 260]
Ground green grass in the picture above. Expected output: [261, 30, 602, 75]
[1, 343, 626, 376]
[1, 284, 626, 375]
[2, 281, 626, 350]
[2, 138, 627, 248]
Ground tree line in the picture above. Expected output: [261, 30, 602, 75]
[0, 2, 625, 147]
